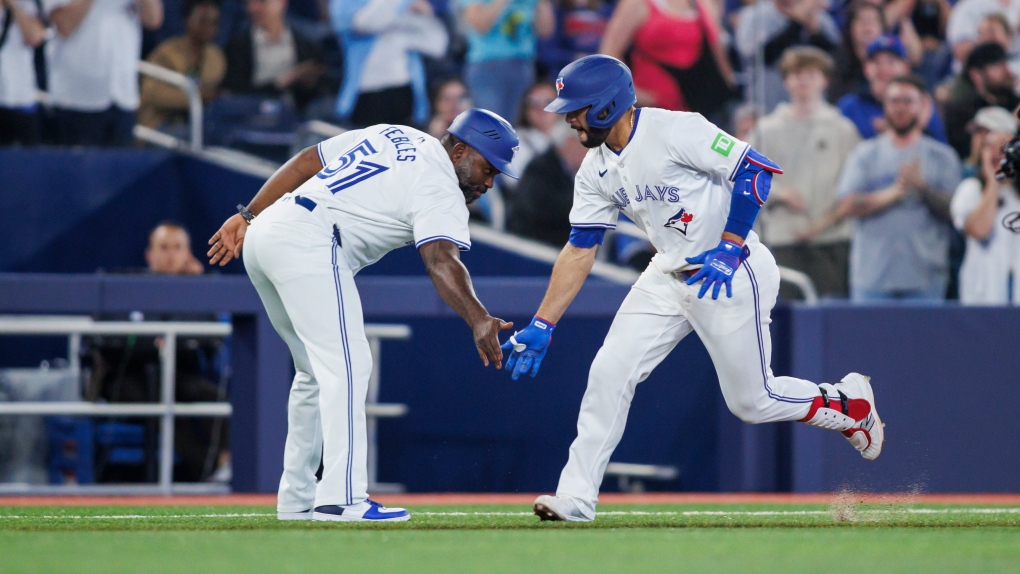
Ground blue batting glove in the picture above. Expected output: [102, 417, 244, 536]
[684, 240, 743, 300]
[499, 316, 555, 380]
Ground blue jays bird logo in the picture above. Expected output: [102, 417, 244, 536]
[556, 77, 564, 93]
[664, 207, 694, 236]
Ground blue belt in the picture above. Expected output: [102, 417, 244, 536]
[294, 195, 317, 212]
[672, 268, 700, 281]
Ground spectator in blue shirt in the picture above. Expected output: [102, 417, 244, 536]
[535, 0, 612, 79]
[459, 0, 555, 123]
[837, 35, 948, 143]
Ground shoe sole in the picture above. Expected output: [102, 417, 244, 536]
[312, 512, 410, 522]
[842, 372, 885, 460]
[534, 501, 563, 521]
[533, 497, 591, 522]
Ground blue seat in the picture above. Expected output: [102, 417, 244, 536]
[44, 417, 94, 484]
[95, 422, 146, 466]
[45, 418, 153, 483]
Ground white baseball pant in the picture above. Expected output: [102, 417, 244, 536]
[243, 196, 371, 511]
[556, 240, 819, 517]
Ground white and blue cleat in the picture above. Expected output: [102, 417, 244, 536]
[312, 499, 411, 522]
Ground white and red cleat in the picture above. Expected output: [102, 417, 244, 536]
[800, 373, 884, 460]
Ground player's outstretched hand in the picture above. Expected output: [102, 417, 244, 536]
[473, 316, 514, 368]
[207, 214, 248, 266]
[499, 317, 555, 380]
[684, 240, 743, 300]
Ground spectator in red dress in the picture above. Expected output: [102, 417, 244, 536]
[599, 0, 735, 119]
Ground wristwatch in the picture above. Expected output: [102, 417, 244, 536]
[237, 204, 255, 224]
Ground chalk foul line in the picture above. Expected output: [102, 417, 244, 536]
[0, 508, 1018, 520]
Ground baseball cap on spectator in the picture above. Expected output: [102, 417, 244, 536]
[965, 42, 1008, 73]
[866, 35, 907, 60]
[968, 106, 1019, 134]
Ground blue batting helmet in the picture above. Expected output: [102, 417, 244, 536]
[447, 108, 520, 179]
[545, 55, 636, 130]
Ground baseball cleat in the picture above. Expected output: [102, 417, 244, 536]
[800, 373, 884, 460]
[277, 509, 313, 521]
[312, 499, 410, 522]
[533, 495, 592, 522]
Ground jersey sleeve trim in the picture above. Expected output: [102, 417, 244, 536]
[316, 142, 326, 167]
[727, 143, 750, 182]
[569, 222, 617, 230]
[415, 235, 471, 251]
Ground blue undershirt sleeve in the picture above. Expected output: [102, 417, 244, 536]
[568, 227, 607, 248]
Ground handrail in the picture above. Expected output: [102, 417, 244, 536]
[468, 224, 640, 285]
[776, 266, 819, 304]
[613, 221, 819, 303]
[0, 316, 412, 495]
[0, 316, 229, 494]
[137, 60, 203, 150]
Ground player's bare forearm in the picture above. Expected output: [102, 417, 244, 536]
[246, 145, 323, 216]
[535, 244, 597, 324]
[421, 241, 488, 325]
[419, 240, 512, 367]
[721, 231, 745, 245]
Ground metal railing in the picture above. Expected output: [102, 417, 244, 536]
[613, 221, 819, 303]
[364, 324, 411, 493]
[136, 61, 203, 150]
[0, 316, 230, 495]
[0, 316, 413, 495]
[468, 223, 640, 285]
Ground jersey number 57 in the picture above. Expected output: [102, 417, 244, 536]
[316, 139, 390, 194]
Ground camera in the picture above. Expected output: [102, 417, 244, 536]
[995, 135, 1020, 233]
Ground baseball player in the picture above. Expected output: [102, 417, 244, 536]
[498, 56, 884, 522]
[207, 109, 519, 522]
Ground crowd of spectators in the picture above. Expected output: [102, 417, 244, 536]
[1, 0, 1019, 303]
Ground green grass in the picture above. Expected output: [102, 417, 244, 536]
[1, 504, 1018, 573]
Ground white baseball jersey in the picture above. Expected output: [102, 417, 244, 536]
[0, 0, 41, 108]
[569, 107, 753, 273]
[44, 0, 143, 111]
[292, 124, 471, 273]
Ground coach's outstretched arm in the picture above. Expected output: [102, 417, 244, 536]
[419, 240, 514, 369]
[207, 145, 324, 266]
[501, 242, 598, 381]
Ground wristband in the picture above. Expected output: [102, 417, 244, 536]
[237, 204, 255, 225]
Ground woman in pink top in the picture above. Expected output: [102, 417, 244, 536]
[600, 0, 734, 115]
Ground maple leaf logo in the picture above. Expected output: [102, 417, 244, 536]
[680, 212, 693, 224]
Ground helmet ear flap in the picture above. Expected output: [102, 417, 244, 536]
[596, 105, 612, 121]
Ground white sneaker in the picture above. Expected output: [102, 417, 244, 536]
[312, 500, 410, 522]
[277, 509, 313, 521]
[801, 373, 884, 460]
[533, 495, 593, 522]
